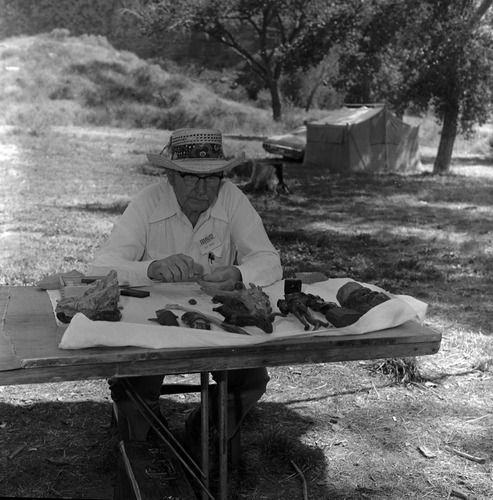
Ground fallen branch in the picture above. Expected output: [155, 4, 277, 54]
[8, 443, 26, 460]
[290, 460, 308, 500]
[410, 381, 445, 400]
[449, 488, 469, 499]
[418, 445, 437, 459]
[444, 445, 486, 464]
[465, 413, 492, 423]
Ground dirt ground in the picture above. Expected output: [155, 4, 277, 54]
[1, 126, 492, 499]
[1, 361, 492, 499]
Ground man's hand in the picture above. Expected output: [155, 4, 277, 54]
[198, 265, 242, 291]
[147, 254, 203, 282]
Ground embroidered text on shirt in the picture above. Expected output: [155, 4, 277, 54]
[199, 234, 214, 246]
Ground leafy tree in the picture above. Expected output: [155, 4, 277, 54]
[315, 0, 493, 175]
[394, 0, 493, 174]
[0, 0, 126, 39]
[133, 0, 343, 121]
[331, 0, 404, 106]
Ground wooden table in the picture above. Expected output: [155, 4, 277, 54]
[0, 286, 442, 499]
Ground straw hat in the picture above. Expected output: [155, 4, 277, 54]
[146, 128, 245, 174]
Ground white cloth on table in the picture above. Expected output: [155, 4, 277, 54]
[58, 279, 428, 350]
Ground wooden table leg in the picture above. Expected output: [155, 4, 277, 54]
[217, 370, 228, 500]
[200, 372, 210, 500]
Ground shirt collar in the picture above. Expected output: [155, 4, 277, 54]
[148, 181, 229, 224]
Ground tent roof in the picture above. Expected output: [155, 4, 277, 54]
[308, 106, 384, 127]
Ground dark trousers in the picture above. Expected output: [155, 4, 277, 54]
[110, 367, 269, 441]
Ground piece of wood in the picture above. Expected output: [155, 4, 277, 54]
[449, 488, 469, 499]
[215, 370, 229, 500]
[418, 445, 437, 458]
[8, 443, 26, 460]
[444, 445, 486, 464]
[0, 288, 23, 370]
[0, 333, 441, 386]
[290, 460, 308, 500]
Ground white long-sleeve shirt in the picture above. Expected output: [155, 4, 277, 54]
[89, 178, 282, 286]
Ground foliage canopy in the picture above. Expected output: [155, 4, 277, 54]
[136, 0, 345, 121]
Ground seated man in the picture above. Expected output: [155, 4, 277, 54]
[89, 128, 282, 450]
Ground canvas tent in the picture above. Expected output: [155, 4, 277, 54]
[303, 105, 421, 174]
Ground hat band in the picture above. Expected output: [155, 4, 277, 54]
[171, 143, 225, 161]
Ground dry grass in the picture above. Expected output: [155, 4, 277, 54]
[1, 123, 493, 499]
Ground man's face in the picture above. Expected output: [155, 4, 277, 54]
[168, 170, 223, 218]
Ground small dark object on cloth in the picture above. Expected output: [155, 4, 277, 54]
[120, 288, 150, 298]
[337, 282, 390, 314]
[284, 279, 302, 295]
[181, 311, 211, 330]
[165, 303, 252, 335]
[324, 307, 362, 328]
[188, 298, 197, 305]
[148, 309, 179, 326]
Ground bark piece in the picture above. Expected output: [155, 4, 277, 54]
[55, 270, 121, 323]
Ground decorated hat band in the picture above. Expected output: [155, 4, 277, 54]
[171, 143, 225, 161]
[147, 128, 245, 174]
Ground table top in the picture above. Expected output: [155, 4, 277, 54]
[0, 285, 442, 386]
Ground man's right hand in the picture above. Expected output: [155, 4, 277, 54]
[147, 254, 202, 282]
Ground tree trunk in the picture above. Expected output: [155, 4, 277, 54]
[267, 78, 282, 121]
[431, 0, 493, 176]
[433, 105, 459, 175]
[305, 77, 324, 112]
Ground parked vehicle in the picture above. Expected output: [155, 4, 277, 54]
[262, 105, 387, 162]
[262, 125, 307, 161]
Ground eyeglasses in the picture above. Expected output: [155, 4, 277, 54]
[177, 172, 224, 187]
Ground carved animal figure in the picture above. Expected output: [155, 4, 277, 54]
[277, 292, 333, 330]
[201, 282, 278, 333]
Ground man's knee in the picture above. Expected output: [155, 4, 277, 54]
[109, 375, 164, 403]
[245, 367, 270, 395]
[213, 367, 270, 395]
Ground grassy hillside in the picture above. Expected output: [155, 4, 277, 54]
[0, 30, 284, 136]
[2, 30, 492, 157]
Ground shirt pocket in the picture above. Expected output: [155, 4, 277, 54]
[208, 237, 233, 268]
[147, 219, 186, 260]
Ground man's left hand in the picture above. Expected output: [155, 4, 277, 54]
[198, 266, 241, 291]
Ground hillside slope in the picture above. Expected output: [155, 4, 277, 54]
[0, 30, 272, 134]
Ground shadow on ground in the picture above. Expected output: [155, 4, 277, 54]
[0, 397, 333, 499]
